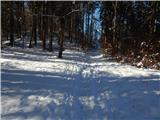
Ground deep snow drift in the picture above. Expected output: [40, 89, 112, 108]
[1, 47, 160, 120]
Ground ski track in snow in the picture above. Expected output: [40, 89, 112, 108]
[1, 47, 160, 120]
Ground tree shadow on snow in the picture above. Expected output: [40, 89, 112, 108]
[1, 47, 160, 120]
[1, 67, 160, 120]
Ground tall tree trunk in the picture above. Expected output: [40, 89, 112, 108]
[38, 14, 41, 42]
[42, 3, 46, 50]
[70, 11, 73, 43]
[112, 1, 117, 55]
[10, 2, 14, 47]
[69, 15, 71, 43]
[58, 18, 64, 58]
[90, 5, 94, 48]
[18, 2, 22, 38]
[49, 20, 53, 52]
[49, 4, 53, 52]
[86, 2, 90, 50]
[81, 3, 84, 49]
[29, 15, 37, 48]
[22, 1, 26, 48]
[34, 9, 37, 45]
[87, 6, 90, 46]
[29, 2, 37, 48]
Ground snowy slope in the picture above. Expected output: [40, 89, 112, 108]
[1, 47, 160, 120]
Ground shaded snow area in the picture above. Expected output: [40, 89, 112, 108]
[1, 47, 160, 120]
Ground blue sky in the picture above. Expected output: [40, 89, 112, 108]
[84, 4, 101, 40]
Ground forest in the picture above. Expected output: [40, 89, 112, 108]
[1, 1, 160, 120]
[1, 1, 160, 69]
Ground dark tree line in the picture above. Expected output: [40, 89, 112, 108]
[1, 1, 160, 69]
[2, 1, 25, 47]
[100, 1, 160, 69]
[1, 1, 98, 58]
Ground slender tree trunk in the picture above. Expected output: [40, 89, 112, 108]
[112, 1, 117, 55]
[49, 21, 53, 52]
[58, 18, 64, 58]
[87, 6, 90, 46]
[42, 3, 46, 50]
[49, 4, 53, 52]
[34, 13, 37, 45]
[86, 3, 90, 50]
[75, 12, 77, 44]
[10, 2, 14, 47]
[81, 4, 84, 49]
[29, 15, 37, 48]
[29, 2, 37, 48]
[90, 5, 94, 48]
[70, 13, 73, 43]
[22, 1, 26, 48]
[69, 15, 71, 43]
[38, 14, 41, 41]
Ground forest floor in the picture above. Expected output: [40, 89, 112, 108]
[1, 46, 160, 120]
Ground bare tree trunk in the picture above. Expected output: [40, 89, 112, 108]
[87, 6, 90, 46]
[42, 3, 46, 50]
[10, 2, 14, 47]
[86, 2, 90, 50]
[70, 12, 73, 43]
[49, 21, 53, 52]
[38, 14, 41, 42]
[112, 1, 117, 55]
[34, 17, 37, 45]
[58, 18, 64, 58]
[90, 5, 94, 48]
[81, 4, 84, 49]
[69, 15, 71, 43]
[49, 4, 53, 52]
[29, 2, 37, 48]
[22, 1, 26, 48]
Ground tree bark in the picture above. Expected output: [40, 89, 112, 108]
[112, 1, 117, 55]
[10, 2, 14, 47]
[58, 18, 64, 58]
[29, 2, 37, 48]
[42, 3, 46, 50]
[49, 4, 54, 52]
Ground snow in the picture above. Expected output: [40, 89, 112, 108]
[1, 47, 160, 120]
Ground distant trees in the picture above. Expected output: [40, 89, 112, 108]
[1, 1, 98, 58]
[1, 1, 26, 46]
[101, 1, 160, 54]
[2, 1, 159, 67]
[100, 1, 160, 69]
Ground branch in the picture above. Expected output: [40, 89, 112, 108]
[32, 9, 80, 18]
[32, 13, 58, 18]
[63, 9, 80, 18]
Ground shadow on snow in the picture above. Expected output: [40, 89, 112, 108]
[1, 47, 160, 120]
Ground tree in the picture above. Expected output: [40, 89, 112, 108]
[9, 1, 14, 47]
[29, 2, 37, 48]
[58, 18, 65, 58]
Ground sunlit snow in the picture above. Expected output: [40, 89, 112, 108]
[1, 47, 160, 120]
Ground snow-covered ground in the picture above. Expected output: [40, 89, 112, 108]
[1, 47, 160, 120]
